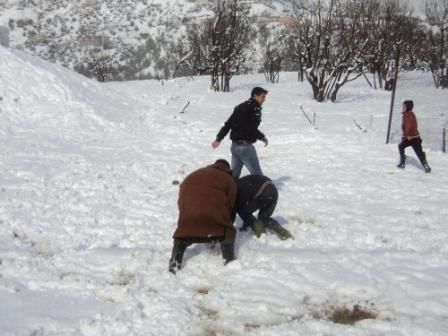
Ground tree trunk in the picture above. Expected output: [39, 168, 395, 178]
[330, 83, 341, 102]
[224, 76, 230, 92]
[211, 70, 219, 91]
[311, 82, 320, 101]
[378, 70, 384, 90]
[373, 71, 377, 90]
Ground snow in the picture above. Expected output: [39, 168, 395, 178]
[1, 45, 448, 335]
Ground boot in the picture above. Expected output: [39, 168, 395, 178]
[240, 215, 257, 232]
[253, 220, 266, 238]
[420, 153, 431, 173]
[397, 154, 406, 169]
[272, 225, 294, 241]
[220, 241, 235, 265]
[168, 239, 189, 274]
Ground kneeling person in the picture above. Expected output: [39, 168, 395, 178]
[169, 160, 237, 274]
[236, 175, 293, 240]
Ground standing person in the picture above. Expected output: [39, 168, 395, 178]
[397, 100, 431, 173]
[212, 87, 269, 179]
[236, 175, 293, 240]
[169, 159, 237, 274]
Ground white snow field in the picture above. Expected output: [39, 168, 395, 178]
[1, 46, 448, 336]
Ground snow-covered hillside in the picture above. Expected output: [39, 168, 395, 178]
[1, 46, 448, 336]
[0, 0, 293, 79]
[0, 0, 428, 80]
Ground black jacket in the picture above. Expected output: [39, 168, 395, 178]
[235, 175, 273, 211]
[217, 99, 266, 143]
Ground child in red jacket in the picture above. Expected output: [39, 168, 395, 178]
[397, 100, 431, 173]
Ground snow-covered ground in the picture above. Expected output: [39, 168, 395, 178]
[1, 46, 448, 336]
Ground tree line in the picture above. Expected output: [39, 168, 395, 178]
[174, 0, 448, 102]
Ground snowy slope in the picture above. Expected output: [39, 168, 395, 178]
[0, 0, 291, 79]
[0, 0, 426, 80]
[1, 46, 448, 336]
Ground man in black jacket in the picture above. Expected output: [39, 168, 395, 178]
[236, 175, 293, 240]
[212, 87, 269, 178]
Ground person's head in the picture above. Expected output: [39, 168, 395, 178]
[215, 159, 230, 169]
[213, 159, 232, 175]
[402, 100, 414, 113]
[251, 87, 268, 105]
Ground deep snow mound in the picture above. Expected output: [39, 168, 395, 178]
[0, 46, 139, 137]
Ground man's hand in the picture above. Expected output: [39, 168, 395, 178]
[262, 138, 269, 147]
[212, 140, 221, 149]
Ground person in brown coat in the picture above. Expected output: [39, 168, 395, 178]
[397, 100, 431, 173]
[169, 159, 237, 274]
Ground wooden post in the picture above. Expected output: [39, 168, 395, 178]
[386, 45, 401, 144]
[443, 128, 446, 153]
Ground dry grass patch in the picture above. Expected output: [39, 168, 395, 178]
[197, 287, 210, 295]
[326, 304, 377, 325]
[110, 269, 136, 286]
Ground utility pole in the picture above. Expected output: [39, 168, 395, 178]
[386, 44, 401, 144]
[443, 128, 446, 153]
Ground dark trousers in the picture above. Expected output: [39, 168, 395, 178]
[239, 184, 279, 230]
[169, 236, 235, 273]
[398, 137, 428, 165]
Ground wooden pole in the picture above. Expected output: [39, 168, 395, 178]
[386, 45, 401, 144]
[443, 128, 446, 153]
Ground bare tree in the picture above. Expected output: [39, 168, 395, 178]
[287, 0, 369, 102]
[257, 25, 287, 83]
[171, 39, 196, 78]
[75, 51, 116, 82]
[91, 54, 115, 82]
[425, 0, 448, 88]
[361, 0, 427, 90]
[183, 0, 251, 92]
[361, 0, 402, 90]
[286, 0, 428, 100]
[263, 39, 283, 83]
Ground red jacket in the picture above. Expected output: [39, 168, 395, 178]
[402, 111, 420, 139]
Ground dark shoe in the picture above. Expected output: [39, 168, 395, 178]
[168, 259, 178, 274]
[221, 241, 235, 265]
[207, 241, 217, 249]
[168, 239, 189, 274]
[168, 264, 177, 274]
[253, 220, 266, 238]
[420, 152, 431, 173]
[397, 154, 406, 169]
[273, 225, 294, 240]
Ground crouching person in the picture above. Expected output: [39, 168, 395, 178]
[169, 159, 237, 274]
[236, 175, 293, 240]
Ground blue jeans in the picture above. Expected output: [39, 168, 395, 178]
[230, 142, 263, 178]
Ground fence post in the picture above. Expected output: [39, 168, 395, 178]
[386, 45, 401, 144]
[443, 128, 446, 153]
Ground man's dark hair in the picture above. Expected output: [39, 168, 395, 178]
[215, 159, 230, 169]
[403, 100, 414, 111]
[251, 87, 268, 98]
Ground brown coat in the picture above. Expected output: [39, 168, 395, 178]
[173, 162, 237, 241]
[402, 111, 420, 139]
